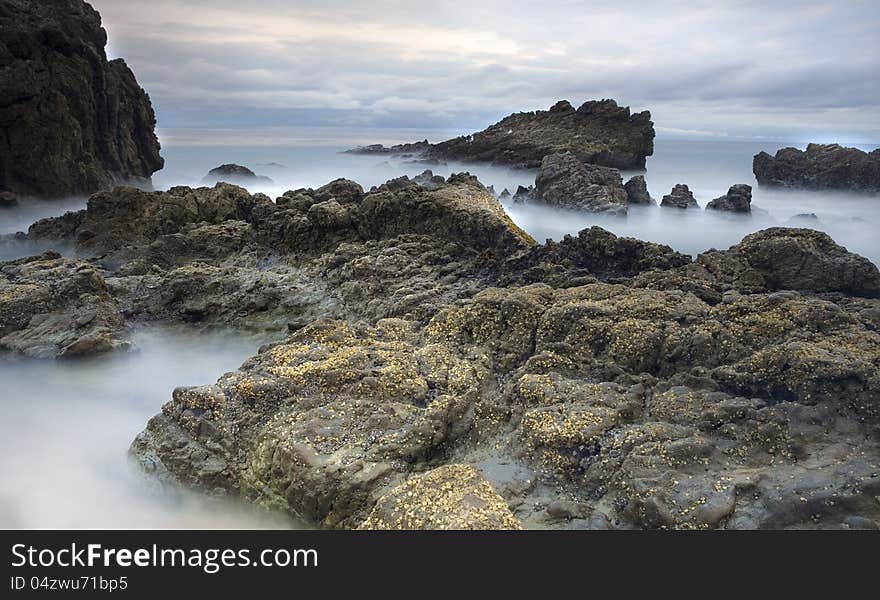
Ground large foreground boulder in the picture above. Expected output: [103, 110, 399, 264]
[753, 144, 880, 192]
[349, 99, 655, 169]
[131, 278, 880, 530]
[0, 0, 163, 198]
[710, 228, 880, 297]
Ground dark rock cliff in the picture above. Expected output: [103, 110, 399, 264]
[0, 0, 163, 198]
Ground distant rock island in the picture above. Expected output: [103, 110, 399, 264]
[348, 99, 655, 170]
[0, 0, 163, 199]
[753, 143, 880, 192]
[202, 164, 274, 186]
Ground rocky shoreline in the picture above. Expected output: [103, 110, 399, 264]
[2, 0, 879, 531]
[3, 169, 879, 529]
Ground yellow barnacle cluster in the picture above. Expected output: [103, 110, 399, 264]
[358, 464, 522, 530]
[522, 405, 616, 449]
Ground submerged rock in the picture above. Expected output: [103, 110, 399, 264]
[660, 184, 699, 209]
[202, 164, 273, 185]
[624, 175, 654, 205]
[0, 192, 18, 208]
[786, 213, 821, 226]
[512, 185, 534, 204]
[348, 99, 655, 169]
[753, 144, 880, 192]
[0, 0, 163, 198]
[706, 184, 752, 214]
[529, 152, 628, 214]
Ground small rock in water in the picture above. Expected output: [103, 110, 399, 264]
[660, 183, 700, 209]
[0, 191, 19, 208]
[531, 152, 628, 215]
[706, 183, 752, 214]
[623, 175, 654, 205]
[202, 164, 274, 185]
[512, 185, 534, 204]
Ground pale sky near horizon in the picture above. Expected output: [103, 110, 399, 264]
[91, 0, 880, 142]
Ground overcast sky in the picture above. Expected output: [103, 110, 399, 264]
[91, 0, 880, 141]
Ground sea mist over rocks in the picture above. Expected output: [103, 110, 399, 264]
[0, 327, 298, 529]
[4, 134, 877, 266]
[149, 132, 880, 266]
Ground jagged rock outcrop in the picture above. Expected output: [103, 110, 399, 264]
[0, 0, 163, 198]
[660, 184, 699, 209]
[753, 144, 880, 192]
[202, 164, 273, 186]
[706, 228, 880, 297]
[21, 173, 537, 339]
[523, 152, 629, 214]
[624, 175, 654, 205]
[348, 99, 655, 170]
[706, 184, 752, 214]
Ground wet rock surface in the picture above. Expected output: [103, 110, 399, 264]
[348, 99, 655, 170]
[0, 0, 163, 198]
[753, 144, 880, 192]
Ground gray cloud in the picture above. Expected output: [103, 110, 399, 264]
[92, 0, 880, 140]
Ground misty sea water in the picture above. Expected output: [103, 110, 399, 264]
[0, 129, 878, 529]
[152, 129, 880, 265]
